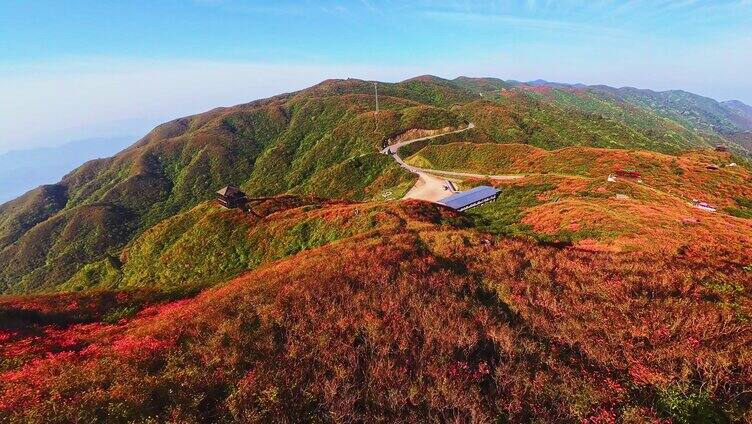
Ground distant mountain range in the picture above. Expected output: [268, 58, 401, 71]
[0, 137, 135, 204]
[455, 76, 752, 135]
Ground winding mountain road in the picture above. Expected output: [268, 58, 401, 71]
[381, 123, 523, 201]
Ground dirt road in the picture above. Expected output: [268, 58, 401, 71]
[382, 123, 523, 202]
[403, 172, 452, 202]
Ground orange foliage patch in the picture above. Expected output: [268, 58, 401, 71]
[0, 199, 749, 422]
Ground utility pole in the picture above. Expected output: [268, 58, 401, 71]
[374, 82, 379, 133]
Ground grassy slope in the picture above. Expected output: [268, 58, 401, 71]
[407, 143, 752, 208]
[0, 79, 472, 293]
[0, 185, 67, 248]
[455, 93, 711, 154]
[60, 197, 416, 292]
[1, 76, 751, 422]
[1, 76, 750, 294]
[457, 76, 752, 145]
[592, 86, 752, 134]
[407, 137, 752, 256]
[0, 200, 749, 422]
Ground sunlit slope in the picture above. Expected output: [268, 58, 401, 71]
[1, 75, 751, 294]
[1, 199, 749, 422]
[407, 143, 752, 207]
[0, 79, 473, 293]
[60, 196, 441, 293]
[457, 76, 752, 147]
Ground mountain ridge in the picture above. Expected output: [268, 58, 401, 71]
[1, 75, 751, 422]
[0, 137, 135, 204]
[1, 75, 751, 294]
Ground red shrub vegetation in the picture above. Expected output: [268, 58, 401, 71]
[0, 200, 749, 422]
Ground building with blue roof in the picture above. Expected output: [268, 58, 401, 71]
[437, 185, 500, 211]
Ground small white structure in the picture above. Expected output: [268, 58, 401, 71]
[691, 199, 716, 213]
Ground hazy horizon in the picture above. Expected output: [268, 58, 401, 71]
[2, 0, 751, 152]
[0, 136, 136, 203]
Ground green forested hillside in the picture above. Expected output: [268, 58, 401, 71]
[60, 197, 419, 293]
[0, 76, 750, 294]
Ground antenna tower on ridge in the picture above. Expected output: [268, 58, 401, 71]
[374, 82, 379, 133]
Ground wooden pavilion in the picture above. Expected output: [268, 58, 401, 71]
[216, 186, 248, 210]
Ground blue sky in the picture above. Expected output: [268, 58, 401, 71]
[1, 0, 751, 152]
